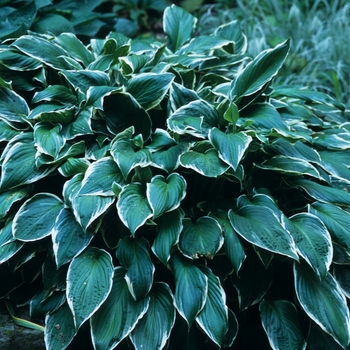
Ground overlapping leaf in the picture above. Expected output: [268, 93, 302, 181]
[294, 262, 350, 348]
[116, 237, 155, 300]
[67, 247, 114, 329]
[170, 250, 208, 327]
[130, 282, 175, 350]
[260, 300, 306, 350]
[91, 267, 149, 350]
[229, 205, 298, 260]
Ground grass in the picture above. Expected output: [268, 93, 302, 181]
[195, 0, 350, 106]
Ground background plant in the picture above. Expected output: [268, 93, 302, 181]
[0, 0, 169, 42]
[1, 4, 350, 350]
[195, 0, 350, 106]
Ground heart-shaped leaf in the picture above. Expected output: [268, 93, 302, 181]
[209, 128, 252, 170]
[179, 216, 224, 260]
[117, 183, 153, 234]
[34, 122, 65, 158]
[147, 173, 186, 219]
[111, 138, 151, 179]
[180, 148, 229, 177]
[67, 247, 114, 330]
[79, 157, 124, 196]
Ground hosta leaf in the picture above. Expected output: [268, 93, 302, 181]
[170, 250, 208, 327]
[58, 157, 90, 177]
[60, 70, 110, 93]
[196, 266, 229, 347]
[285, 213, 332, 279]
[319, 150, 350, 183]
[307, 322, 344, 350]
[214, 20, 247, 54]
[90, 267, 149, 350]
[294, 262, 350, 348]
[238, 102, 289, 131]
[45, 303, 76, 350]
[79, 157, 124, 196]
[209, 128, 252, 171]
[111, 138, 151, 179]
[229, 205, 298, 260]
[130, 282, 175, 350]
[230, 39, 290, 101]
[179, 216, 224, 260]
[289, 178, 350, 206]
[256, 156, 322, 179]
[68, 171, 115, 230]
[265, 138, 321, 164]
[152, 209, 184, 265]
[260, 300, 306, 350]
[62, 107, 93, 140]
[164, 4, 197, 52]
[67, 247, 114, 329]
[117, 183, 153, 234]
[30, 290, 66, 319]
[103, 92, 152, 140]
[52, 208, 94, 268]
[0, 120, 20, 142]
[116, 237, 155, 300]
[12, 35, 73, 70]
[209, 210, 246, 274]
[314, 133, 350, 150]
[34, 122, 65, 158]
[309, 202, 350, 257]
[0, 221, 24, 264]
[168, 100, 219, 138]
[180, 148, 229, 177]
[28, 104, 75, 124]
[151, 142, 191, 173]
[0, 136, 54, 190]
[147, 173, 186, 219]
[0, 87, 29, 123]
[13, 193, 64, 242]
[32, 85, 77, 105]
[0, 186, 31, 220]
[178, 35, 234, 54]
[53, 33, 94, 66]
[72, 193, 114, 231]
[127, 73, 174, 110]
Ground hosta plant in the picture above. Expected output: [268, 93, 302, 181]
[1, 4, 350, 350]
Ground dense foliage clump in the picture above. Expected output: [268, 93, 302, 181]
[1, 3, 350, 350]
